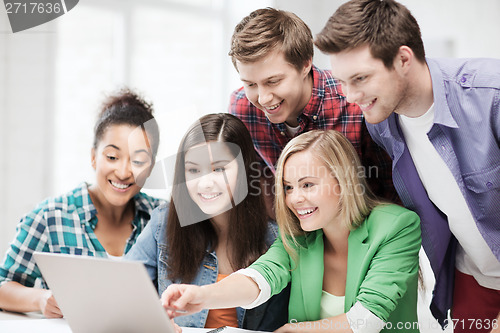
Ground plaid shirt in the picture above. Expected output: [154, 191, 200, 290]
[229, 65, 397, 201]
[0, 183, 164, 288]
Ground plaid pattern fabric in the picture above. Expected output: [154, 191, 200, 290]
[229, 65, 398, 201]
[0, 183, 164, 288]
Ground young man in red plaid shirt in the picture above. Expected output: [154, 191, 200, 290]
[228, 8, 397, 217]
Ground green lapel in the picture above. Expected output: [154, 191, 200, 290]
[298, 231, 324, 321]
[345, 222, 370, 310]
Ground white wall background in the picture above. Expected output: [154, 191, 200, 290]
[1, 1, 499, 330]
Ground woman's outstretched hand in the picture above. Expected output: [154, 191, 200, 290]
[161, 284, 206, 318]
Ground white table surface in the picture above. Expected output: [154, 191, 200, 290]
[0, 310, 257, 333]
[0, 310, 71, 333]
[0, 310, 45, 320]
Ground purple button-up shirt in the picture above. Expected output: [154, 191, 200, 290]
[367, 57, 500, 326]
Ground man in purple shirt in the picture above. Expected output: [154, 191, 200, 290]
[314, 0, 500, 332]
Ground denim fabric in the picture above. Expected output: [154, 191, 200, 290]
[126, 203, 289, 330]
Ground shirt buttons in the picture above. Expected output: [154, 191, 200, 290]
[312, 115, 318, 121]
[486, 182, 493, 189]
[280, 131, 286, 136]
[460, 76, 467, 83]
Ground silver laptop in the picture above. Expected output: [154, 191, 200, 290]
[34, 252, 176, 333]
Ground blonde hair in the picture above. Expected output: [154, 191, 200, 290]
[275, 130, 384, 258]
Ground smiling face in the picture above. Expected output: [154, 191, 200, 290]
[184, 142, 239, 217]
[91, 124, 153, 208]
[236, 50, 313, 127]
[328, 45, 410, 124]
[283, 150, 341, 232]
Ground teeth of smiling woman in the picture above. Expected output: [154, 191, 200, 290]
[200, 193, 220, 199]
[297, 208, 315, 216]
[111, 181, 130, 189]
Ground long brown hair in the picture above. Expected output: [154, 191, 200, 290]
[166, 114, 268, 282]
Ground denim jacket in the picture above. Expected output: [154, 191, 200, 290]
[126, 203, 289, 330]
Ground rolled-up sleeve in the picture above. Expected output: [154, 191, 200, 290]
[247, 236, 293, 301]
[0, 210, 49, 288]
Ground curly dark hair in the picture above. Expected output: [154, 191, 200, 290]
[93, 88, 160, 160]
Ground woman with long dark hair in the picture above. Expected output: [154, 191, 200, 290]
[126, 113, 288, 330]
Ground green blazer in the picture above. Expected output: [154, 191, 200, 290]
[250, 204, 421, 332]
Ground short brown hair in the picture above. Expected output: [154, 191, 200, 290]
[315, 0, 425, 69]
[229, 7, 313, 71]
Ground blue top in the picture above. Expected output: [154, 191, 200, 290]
[367, 57, 500, 325]
[125, 203, 289, 330]
[0, 183, 164, 288]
